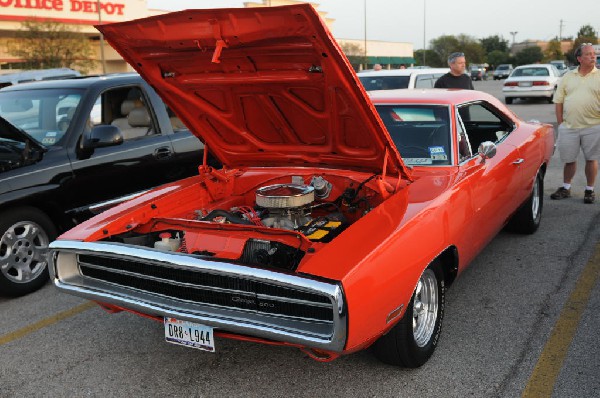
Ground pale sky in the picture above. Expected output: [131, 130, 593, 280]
[147, 0, 599, 50]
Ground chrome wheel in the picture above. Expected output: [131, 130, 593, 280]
[412, 269, 439, 347]
[531, 176, 541, 220]
[0, 220, 50, 284]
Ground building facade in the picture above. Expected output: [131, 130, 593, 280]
[0, 0, 414, 74]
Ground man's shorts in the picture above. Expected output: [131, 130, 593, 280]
[556, 124, 600, 163]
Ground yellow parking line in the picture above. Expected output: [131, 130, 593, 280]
[0, 301, 95, 346]
[522, 244, 600, 398]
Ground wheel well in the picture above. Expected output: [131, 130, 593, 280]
[435, 246, 459, 287]
[0, 200, 70, 235]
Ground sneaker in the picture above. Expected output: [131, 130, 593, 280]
[584, 190, 595, 204]
[550, 187, 571, 200]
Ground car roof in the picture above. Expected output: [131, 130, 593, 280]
[0, 72, 142, 91]
[513, 64, 553, 69]
[357, 68, 449, 77]
[367, 88, 502, 105]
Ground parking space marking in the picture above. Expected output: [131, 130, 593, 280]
[522, 243, 600, 397]
[0, 301, 95, 346]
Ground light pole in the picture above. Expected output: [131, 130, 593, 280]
[97, 0, 107, 74]
[423, 0, 426, 66]
[363, 0, 367, 70]
[509, 31, 518, 51]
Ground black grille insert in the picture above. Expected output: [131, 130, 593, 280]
[78, 254, 334, 322]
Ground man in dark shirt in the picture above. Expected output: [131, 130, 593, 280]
[434, 52, 474, 89]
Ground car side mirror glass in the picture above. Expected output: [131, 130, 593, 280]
[82, 125, 124, 149]
[478, 141, 497, 163]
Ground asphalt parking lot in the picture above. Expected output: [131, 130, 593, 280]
[1, 79, 599, 398]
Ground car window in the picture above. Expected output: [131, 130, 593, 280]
[0, 88, 84, 147]
[165, 105, 188, 132]
[90, 86, 159, 141]
[414, 74, 434, 88]
[359, 76, 410, 90]
[456, 102, 514, 159]
[375, 104, 452, 166]
[512, 67, 549, 77]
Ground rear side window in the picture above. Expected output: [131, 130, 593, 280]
[375, 104, 452, 166]
[359, 76, 410, 91]
[414, 74, 434, 88]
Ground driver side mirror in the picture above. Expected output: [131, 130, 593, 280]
[82, 125, 124, 150]
[478, 141, 497, 163]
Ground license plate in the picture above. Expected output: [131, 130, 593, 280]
[164, 317, 215, 352]
[519, 82, 532, 87]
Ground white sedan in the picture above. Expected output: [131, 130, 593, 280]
[502, 64, 562, 104]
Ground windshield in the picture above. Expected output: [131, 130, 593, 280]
[512, 67, 549, 77]
[359, 75, 410, 90]
[375, 104, 452, 166]
[0, 88, 84, 147]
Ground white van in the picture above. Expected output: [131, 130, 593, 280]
[357, 68, 450, 90]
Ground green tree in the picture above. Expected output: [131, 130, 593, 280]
[515, 46, 544, 65]
[340, 41, 367, 71]
[7, 19, 95, 73]
[430, 35, 460, 66]
[455, 34, 486, 64]
[543, 39, 563, 62]
[414, 49, 443, 67]
[430, 34, 485, 66]
[480, 35, 509, 54]
[487, 50, 510, 68]
[566, 24, 599, 64]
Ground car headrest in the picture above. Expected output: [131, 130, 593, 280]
[128, 107, 151, 127]
[120, 99, 142, 116]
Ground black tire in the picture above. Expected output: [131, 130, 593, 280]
[506, 170, 543, 234]
[371, 261, 445, 367]
[505, 97, 513, 104]
[0, 207, 57, 296]
[547, 88, 556, 104]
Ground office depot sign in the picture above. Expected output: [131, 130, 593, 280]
[0, 0, 135, 22]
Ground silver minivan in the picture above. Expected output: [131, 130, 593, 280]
[493, 64, 513, 80]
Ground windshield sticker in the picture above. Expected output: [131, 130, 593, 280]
[46, 132, 57, 137]
[429, 146, 448, 161]
[406, 158, 433, 165]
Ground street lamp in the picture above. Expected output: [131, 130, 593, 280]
[97, 0, 107, 74]
[364, 0, 367, 70]
[423, 0, 426, 66]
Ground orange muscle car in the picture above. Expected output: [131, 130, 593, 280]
[49, 4, 554, 367]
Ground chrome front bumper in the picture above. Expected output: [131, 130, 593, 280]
[49, 240, 347, 352]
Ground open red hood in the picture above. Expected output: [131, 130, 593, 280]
[96, 4, 409, 178]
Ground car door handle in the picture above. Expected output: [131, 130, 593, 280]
[154, 146, 173, 160]
[513, 158, 524, 165]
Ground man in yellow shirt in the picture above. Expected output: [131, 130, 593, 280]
[551, 43, 600, 204]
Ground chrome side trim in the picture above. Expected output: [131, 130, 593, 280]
[49, 240, 347, 352]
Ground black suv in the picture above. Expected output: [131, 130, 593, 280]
[0, 73, 207, 296]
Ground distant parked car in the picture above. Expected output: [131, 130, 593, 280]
[357, 68, 449, 90]
[493, 64, 513, 80]
[549, 60, 568, 76]
[470, 65, 487, 81]
[502, 64, 562, 104]
[0, 73, 209, 296]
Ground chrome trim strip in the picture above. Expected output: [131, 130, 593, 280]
[49, 240, 347, 352]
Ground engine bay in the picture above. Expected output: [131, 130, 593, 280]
[102, 170, 396, 271]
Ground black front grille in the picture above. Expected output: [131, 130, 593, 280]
[78, 254, 333, 322]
